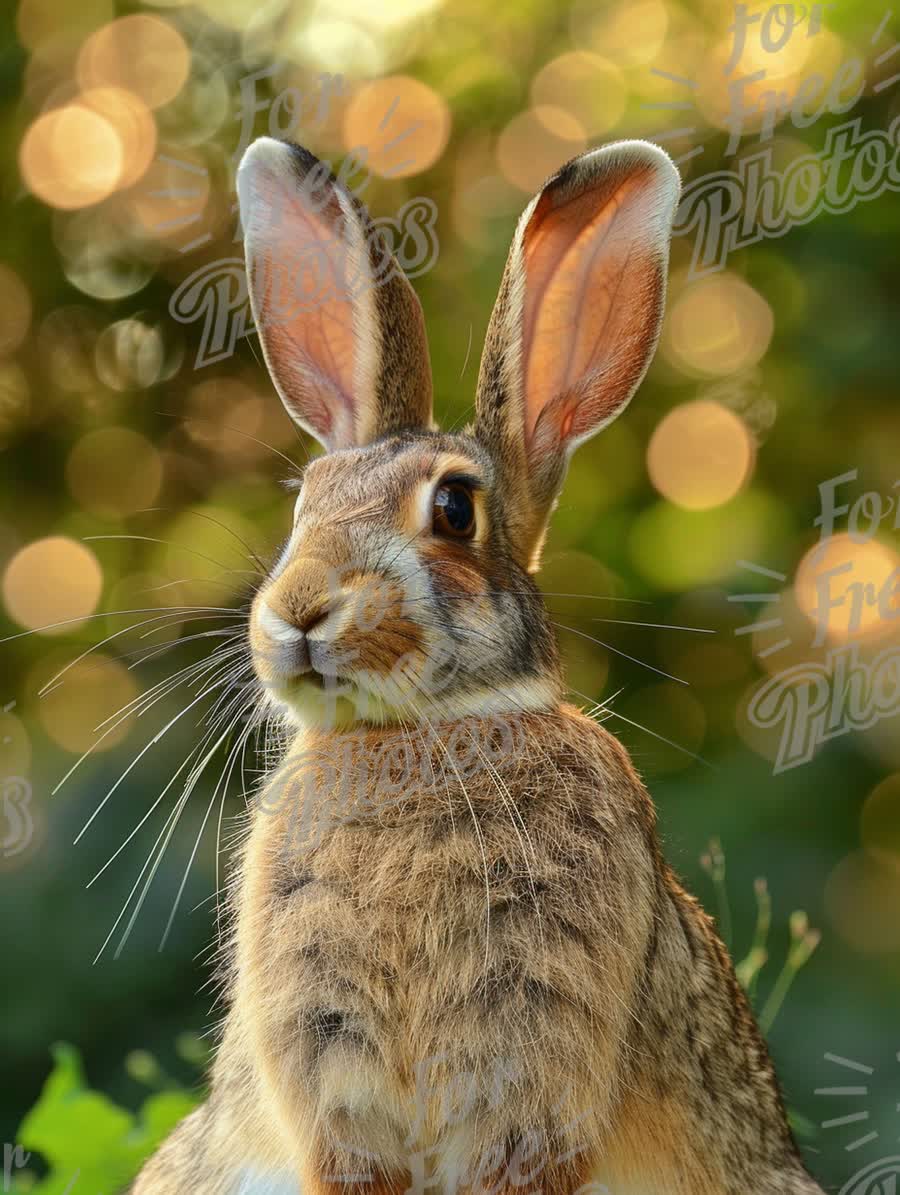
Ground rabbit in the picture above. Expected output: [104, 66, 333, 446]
[130, 136, 824, 1195]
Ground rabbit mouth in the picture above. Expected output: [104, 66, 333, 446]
[265, 665, 349, 700]
[262, 664, 440, 731]
[262, 666, 383, 730]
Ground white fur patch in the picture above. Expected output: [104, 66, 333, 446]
[258, 602, 305, 644]
[231, 1168, 301, 1195]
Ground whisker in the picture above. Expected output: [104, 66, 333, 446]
[159, 706, 255, 951]
[154, 409, 304, 471]
[86, 746, 207, 889]
[114, 788, 192, 959]
[135, 507, 269, 576]
[126, 628, 245, 669]
[96, 645, 244, 733]
[551, 621, 688, 686]
[588, 618, 715, 633]
[54, 653, 237, 794]
[139, 576, 245, 595]
[460, 720, 545, 947]
[213, 720, 258, 944]
[40, 615, 246, 699]
[82, 534, 261, 577]
[94, 790, 188, 964]
[0, 605, 241, 644]
[111, 678, 258, 960]
[37, 611, 215, 697]
[72, 663, 246, 841]
[397, 589, 653, 605]
[568, 682, 714, 770]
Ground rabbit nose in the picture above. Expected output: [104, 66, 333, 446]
[256, 603, 311, 671]
[295, 603, 330, 635]
[273, 592, 345, 639]
[256, 591, 347, 674]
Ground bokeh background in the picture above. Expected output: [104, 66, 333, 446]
[1, 0, 899, 1189]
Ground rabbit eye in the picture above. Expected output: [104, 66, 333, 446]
[433, 482, 476, 539]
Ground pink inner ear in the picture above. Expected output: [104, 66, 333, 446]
[249, 166, 362, 445]
[521, 171, 656, 448]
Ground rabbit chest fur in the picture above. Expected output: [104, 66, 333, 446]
[219, 708, 817, 1195]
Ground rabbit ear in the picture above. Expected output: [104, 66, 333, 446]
[236, 137, 434, 452]
[474, 141, 680, 571]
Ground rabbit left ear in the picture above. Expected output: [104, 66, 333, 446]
[474, 141, 680, 571]
[236, 137, 434, 452]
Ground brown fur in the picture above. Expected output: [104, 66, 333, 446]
[131, 139, 823, 1195]
[133, 713, 819, 1195]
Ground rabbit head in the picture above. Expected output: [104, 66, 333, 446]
[236, 137, 680, 729]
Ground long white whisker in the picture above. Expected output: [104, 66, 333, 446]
[55, 658, 219, 793]
[111, 695, 253, 963]
[569, 683, 715, 769]
[0, 605, 242, 644]
[126, 628, 245, 669]
[158, 706, 254, 952]
[37, 611, 229, 697]
[134, 507, 269, 575]
[86, 747, 206, 888]
[588, 618, 715, 633]
[93, 778, 195, 965]
[213, 718, 258, 945]
[40, 624, 245, 704]
[82, 534, 261, 577]
[114, 789, 192, 959]
[552, 621, 688, 686]
[95, 646, 245, 735]
[72, 666, 244, 841]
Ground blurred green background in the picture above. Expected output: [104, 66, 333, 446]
[1, 0, 899, 1189]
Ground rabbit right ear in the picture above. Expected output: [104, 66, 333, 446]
[473, 141, 680, 572]
[236, 138, 434, 452]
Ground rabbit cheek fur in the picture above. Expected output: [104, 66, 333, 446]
[130, 135, 824, 1195]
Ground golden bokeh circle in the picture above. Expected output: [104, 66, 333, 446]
[663, 275, 775, 378]
[824, 850, 900, 954]
[94, 318, 166, 390]
[19, 103, 124, 210]
[17, 0, 114, 53]
[126, 146, 210, 243]
[79, 86, 157, 189]
[342, 76, 451, 178]
[76, 15, 191, 111]
[496, 107, 586, 194]
[36, 652, 138, 754]
[571, 0, 668, 67]
[794, 533, 900, 643]
[2, 536, 103, 634]
[531, 52, 626, 137]
[647, 400, 755, 511]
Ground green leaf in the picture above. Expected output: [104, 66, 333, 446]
[12, 1044, 203, 1195]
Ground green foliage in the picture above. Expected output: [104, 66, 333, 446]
[9, 1044, 202, 1194]
[701, 838, 821, 1033]
[700, 840, 821, 1143]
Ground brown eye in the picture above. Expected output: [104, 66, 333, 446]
[433, 482, 476, 539]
